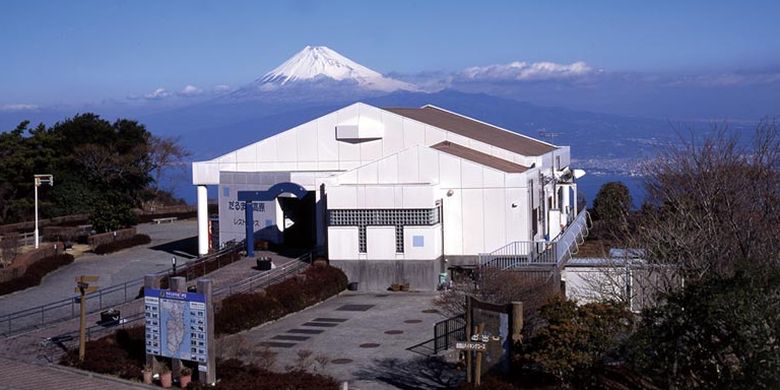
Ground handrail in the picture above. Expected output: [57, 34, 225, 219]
[479, 210, 591, 270]
[0, 241, 243, 337]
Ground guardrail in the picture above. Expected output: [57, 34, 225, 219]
[479, 210, 591, 270]
[213, 253, 311, 300]
[433, 314, 466, 354]
[0, 242, 242, 337]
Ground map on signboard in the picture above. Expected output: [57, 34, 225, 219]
[144, 288, 209, 363]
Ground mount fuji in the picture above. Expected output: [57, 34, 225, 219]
[228, 46, 418, 100]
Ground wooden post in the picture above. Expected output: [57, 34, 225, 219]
[197, 279, 216, 385]
[170, 276, 186, 380]
[475, 322, 485, 386]
[75, 275, 98, 363]
[465, 295, 473, 383]
[511, 301, 524, 344]
[78, 286, 86, 362]
[144, 274, 161, 373]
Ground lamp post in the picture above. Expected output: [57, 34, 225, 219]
[33, 174, 54, 249]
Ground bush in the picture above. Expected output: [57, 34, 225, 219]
[0, 253, 74, 296]
[59, 326, 146, 380]
[215, 265, 347, 335]
[93, 234, 151, 255]
[188, 358, 338, 390]
[517, 296, 634, 388]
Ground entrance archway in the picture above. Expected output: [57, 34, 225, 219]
[237, 182, 308, 257]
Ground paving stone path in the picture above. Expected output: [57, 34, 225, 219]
[0, 356, 152, 389]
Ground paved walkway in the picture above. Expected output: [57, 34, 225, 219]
[0, 220, 198, 316]
[0, 356, 152, 389]
[221, 291, 464, 390]
[0, 251, 302, 366]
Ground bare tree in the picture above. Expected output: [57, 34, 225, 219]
[148, 135, 190, 191]
[621, 121, 780, 296]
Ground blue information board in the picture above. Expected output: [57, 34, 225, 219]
[144, 288, 209, 363]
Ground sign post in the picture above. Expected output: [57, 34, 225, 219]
[75, 275, 98, 362]
[144, 275, 215, 386]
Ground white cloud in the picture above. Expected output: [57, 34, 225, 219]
[213, 84, 233, 94]
[461, 61, 593, 81]
[0, 103, 39, 111]
[178, 85, 203, 97]
[144, 88, 172, 100]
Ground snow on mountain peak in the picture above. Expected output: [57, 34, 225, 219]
[258, 46, 416, 92]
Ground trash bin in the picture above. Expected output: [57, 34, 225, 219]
[347, 282, 359, 291]
[256, 257, 272, 271]
[99, 309, 120, 327]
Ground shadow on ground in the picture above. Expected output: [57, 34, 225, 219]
[353, 356, 464, 390]
[149, 236, 198, 258]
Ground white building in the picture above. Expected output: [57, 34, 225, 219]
[193, 102, 583, 290]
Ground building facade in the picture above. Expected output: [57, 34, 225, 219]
[193, 103, 582, 290]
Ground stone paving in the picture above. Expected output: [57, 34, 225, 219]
[221, 291, 465, 390]
[0, 355, 153, 389]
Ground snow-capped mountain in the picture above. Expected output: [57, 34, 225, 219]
[230, 46, 417, 99]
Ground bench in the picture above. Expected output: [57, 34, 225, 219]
[152, 217, 178, 224]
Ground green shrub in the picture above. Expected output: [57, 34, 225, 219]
[0, 254, 74, 296]
[93, 234, 151, 255]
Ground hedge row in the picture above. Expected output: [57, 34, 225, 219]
[93, 234, 152, 255]
[0, 253, 74, 296]
[60, 327, 338, 389]
[216, 264, 348, 335]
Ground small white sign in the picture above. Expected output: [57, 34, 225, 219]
[455, 342, 487, 351]
[198, 364, 208, 372]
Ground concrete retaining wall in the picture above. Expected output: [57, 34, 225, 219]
[330, 259, 442, 291]
[0, 242, 63, 283]
[87, 227, 137, 246]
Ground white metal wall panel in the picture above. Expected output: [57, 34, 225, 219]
[376, 154, 398, 184]
[296, 121, 318, 163]
[401, 186, 436, 208]
[483, 188, 507, 253]
[442, 189, 463, 255]
[327, 186, 358, 209]
[402, 119, 426, 147]
[275, 131, 298, 162]
[365, 186, 395, 208]
[357, 162, 378, 184]
[460, 160, 484, 188]
[438, 153, 461, 188]
[483, 168, 505, 188]
[424, 125, 447, 145]
[316, 112, 339, 162]
[367, 226, 397, 260]
[380, 111, 405, 157]
[404, 225, 441, 260]
[461, 189, 485, 254]
[236, 145, 256, 163]
[327, 227, 359, 260]
[396, 148, 420, 183]
[257, 138, 278, 162]
[418, 148, 440, 184]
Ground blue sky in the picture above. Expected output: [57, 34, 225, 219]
[1, 0, 780, 105]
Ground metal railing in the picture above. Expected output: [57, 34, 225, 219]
[433, 314, 466, 354]
[213, 253, 311, 300]
[479, 210, 591, 270]
[0, 242, 242, 337]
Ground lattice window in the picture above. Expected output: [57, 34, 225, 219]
[395, 225, 404, 253]
[328, 208, 440, 227]
[358, 226, 366, 253]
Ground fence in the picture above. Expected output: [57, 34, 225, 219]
[433, 314, 466, 354]
[46, 252, 313, 346]
[0, 242, 242, 337]
[479, 210, 591, 270]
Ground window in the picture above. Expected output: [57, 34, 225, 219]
[555, 156, 561, 170]
[358, 226, 367, 253]
[413, 235, 425, 247]
[222, 186, 230, 197]
[328, 208, 441, 226]
[395, 226, 404, 253]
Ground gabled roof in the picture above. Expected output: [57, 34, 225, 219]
[431, 141, 529, 173]
[385, 105, 556, 157]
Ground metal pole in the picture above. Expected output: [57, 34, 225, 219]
[34, 183, 39, 248]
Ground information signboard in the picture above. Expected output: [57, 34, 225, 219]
[144, 288, 209, 363]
